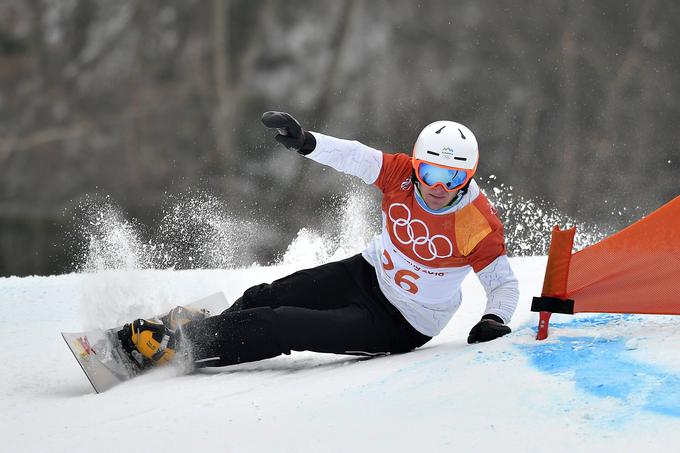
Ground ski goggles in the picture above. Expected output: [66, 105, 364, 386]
[413, 160, 472, 192]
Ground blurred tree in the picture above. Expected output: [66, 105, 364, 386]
[0, 0, 678, 276]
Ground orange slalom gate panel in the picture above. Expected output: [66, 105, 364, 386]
[569, 195, 680, 314]
[532, 195, 680, 340]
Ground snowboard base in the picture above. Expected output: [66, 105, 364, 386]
[62, 329, 136, 393]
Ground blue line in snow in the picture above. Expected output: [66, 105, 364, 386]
[519, 336, 680, 418]
[547, 313, 642, 329]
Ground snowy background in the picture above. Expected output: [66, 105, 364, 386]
[3, 0, 679, 277]
[1, 192, 679, 452]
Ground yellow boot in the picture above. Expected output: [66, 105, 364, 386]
[119, 319, 177, 367]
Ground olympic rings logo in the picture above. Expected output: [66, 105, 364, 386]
[387, 203, 453, 261]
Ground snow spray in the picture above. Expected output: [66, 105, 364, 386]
[279, 190, 380, 268]
[481, 176, 607, 255]
[73, 193, 259, 329]
[72, 184, 604, 328]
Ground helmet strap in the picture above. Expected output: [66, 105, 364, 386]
[458, 178, 471, 195]
[444, 190, 464, 208]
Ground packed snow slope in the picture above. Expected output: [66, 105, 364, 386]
[1, 191, 679, 452]
[2, 257, 680, 453]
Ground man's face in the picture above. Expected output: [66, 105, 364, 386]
[418, 183, 459, 211]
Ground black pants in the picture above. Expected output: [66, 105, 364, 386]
[180, 254, 431, 368]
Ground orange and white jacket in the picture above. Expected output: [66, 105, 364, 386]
[307, 132, 519, 336]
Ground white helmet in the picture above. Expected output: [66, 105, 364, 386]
[411, 121, 479, 191]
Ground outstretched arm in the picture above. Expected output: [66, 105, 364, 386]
[262, 111, 383, 184]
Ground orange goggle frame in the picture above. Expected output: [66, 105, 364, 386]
[411, 157, 476, 192]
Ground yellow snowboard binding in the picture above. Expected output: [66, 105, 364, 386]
[118, 319, 177, 367]
[118, 305, 208, 368]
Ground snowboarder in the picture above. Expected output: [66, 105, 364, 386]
[121, 112, 519, 369]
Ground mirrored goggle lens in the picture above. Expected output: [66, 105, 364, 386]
[417, 163, 467, 190]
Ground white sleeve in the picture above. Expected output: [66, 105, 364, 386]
[306, 132, 383, 184]
[476, 255, 519, 324]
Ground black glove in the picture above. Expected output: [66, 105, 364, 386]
[467, 314, 511, 344]
[261, 111, 316, 155]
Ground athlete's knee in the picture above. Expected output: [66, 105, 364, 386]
[237, 283, 279, 310]
[391, 334, 431, 354]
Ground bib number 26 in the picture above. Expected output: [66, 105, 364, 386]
[382, 250, 420, 294]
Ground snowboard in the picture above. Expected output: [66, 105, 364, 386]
[62, 292, 229, 393]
